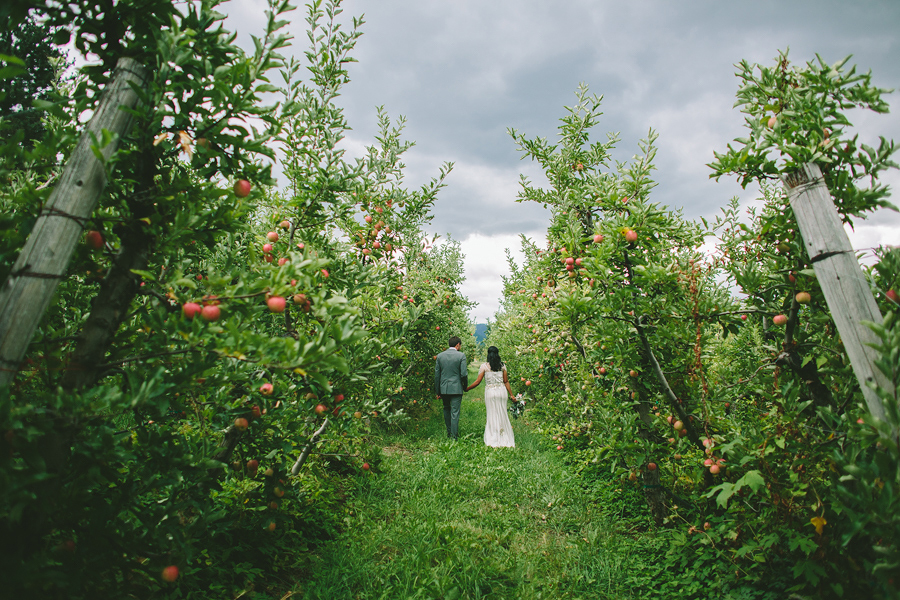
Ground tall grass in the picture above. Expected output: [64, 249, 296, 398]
[293, 379, 670, 600]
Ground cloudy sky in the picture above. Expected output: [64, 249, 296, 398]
[225, 0, 900, 322]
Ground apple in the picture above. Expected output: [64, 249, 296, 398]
[353, 411, 363, 419]
[575, 258, 583, 267]
[624, 229, 638, 243]
[740, 314, 747, 321]
[182, 302, 202, 319]
[525, 380, 532, 386]
[200, 304, 220, 322]
[264, 467, 274, 477]
[887, 289, 899, 303]
[234, 417, 249, 431]
[251, 405, 262, 418]
[273, 486, 285, 497]
[795, 291, 811, 304]
[647, 462, 657, 471]
[314, 404, 328, 415]
[710, 464, 721, 475]
[234, 179, 252, 198]
[161, 565, 179, 582]
[673, 420, 684, 431]
[767, 115, 777, 128]
[247, 459, 259, 474]
[556, 445, 563, 450]
[263, 243, 273, 253]
[269, 501, 278, 509]
[266, 231, 279, 242]
[267, 521, 276, 532]
[629, 370, 638, 378]
[278, 257, 288, 266]
[85, 230, 104, 249]
[267, 296, 286, 313]
[264, 254, 274, 263]
[334, 394, 344, 403]
[772, 314, 788, 325]
[364, 215, 373, 223]
[362, 462, 370, 471]
[593, 234, 604, 243]
[704, 458, 713, 466]
[280, 220, 291, 230]
[259, 383, 274, 395]
[565, 257, 574, 265]
[321, 269, 329, 278]
[598, 367, 606, 375]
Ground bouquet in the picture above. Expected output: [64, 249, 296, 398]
[509, 393, 527, 419]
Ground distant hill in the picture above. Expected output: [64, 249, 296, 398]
[474, 323, 489, 343]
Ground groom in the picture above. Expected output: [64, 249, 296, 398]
[434, 336, 468, 440]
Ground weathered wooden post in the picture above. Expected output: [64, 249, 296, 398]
[0, 57, 150, 388]
[782, 162, 895, 422]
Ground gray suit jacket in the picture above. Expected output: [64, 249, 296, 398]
[434, 347, 468, 396]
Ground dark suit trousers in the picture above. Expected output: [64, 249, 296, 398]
[442, 394, 463, 439]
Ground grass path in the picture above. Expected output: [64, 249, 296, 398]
[295, 382, 666, 600]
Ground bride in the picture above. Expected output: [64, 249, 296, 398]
[465, 346, 515, 447]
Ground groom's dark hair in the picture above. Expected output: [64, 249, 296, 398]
[448, 336, 461, 348]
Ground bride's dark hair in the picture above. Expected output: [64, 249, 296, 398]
[487, 346, 503, 372]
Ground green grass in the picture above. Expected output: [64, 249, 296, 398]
[291, 379, 669, 600]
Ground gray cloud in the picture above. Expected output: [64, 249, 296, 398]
[223, 0, 900, 321]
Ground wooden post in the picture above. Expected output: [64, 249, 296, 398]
[782, 162, 894, 422]
[0, 57, 150, 388]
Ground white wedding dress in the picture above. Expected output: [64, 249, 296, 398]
[481, 363, 515, 447]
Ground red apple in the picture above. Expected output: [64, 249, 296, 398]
[629, 370, 638, 378]
[85, 230, 104, 249]
[592, 234, 604, 243]
[234, 179, 252, 198]
[772, 314, 788, 325]
[767, 115, 777, 129]
[266, 231, 279, 242]
[264, 254, 274, 263]
[273, 486, 285, 497]
[262, 243, 273, 253]
[565, 257, 574, 265]
[251, 405, 262, 418]
[182, 302, 202, 320]
[887, 289, 899, 303]
[314, 404, 328, 415]
[161, 565, 179, 582]
[364, 215, 373, 223]
[710, 464, 721, 474]
[647, 462, 657, 471]
[259, 383, 274, 395]
[280, 220, 290, 230]
[278, 257, 288, 266]
[201, 304, 220, 322]
[575, 258, 583, 267]
[795, 291, 811, 304]
[598, 367, 606, 375]
[525, 380, 532, 386]
[267, 296, 286, 313]
[267, 521, 276, 531]
[247, 459, 259, 473]
[234, 417, 249, 431]
[362, 462, 370, 471]
[740, 314, 747, 321]
[624, 229, 638, 243]
[353, 411, 363, 419]
[673, 420, 684, 431]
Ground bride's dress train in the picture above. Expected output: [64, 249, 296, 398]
[482, 364, 515, 447]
